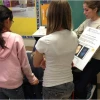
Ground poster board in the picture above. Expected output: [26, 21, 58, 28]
[0, 0, 37, 36]
[41, 4, 49, 26]
[11, 17, 37, 36]
[73, 27, 100, 71]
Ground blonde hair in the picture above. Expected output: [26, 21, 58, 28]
[46, 0, 72, 35]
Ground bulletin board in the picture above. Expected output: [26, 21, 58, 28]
[0, 0, 86, 37]
[0, 0, 37, 37]
[35, 0, 51, 29]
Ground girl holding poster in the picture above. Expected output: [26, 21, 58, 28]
[73, 0, 100, 99]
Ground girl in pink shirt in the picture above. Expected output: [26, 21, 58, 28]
[0, 5, 39, 99]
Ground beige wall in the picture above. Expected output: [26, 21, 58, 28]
[23, 38, 35, 51]
[23, 38, 35, 47]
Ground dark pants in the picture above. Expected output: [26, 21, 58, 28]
[43, 82, 74, 99]
[0, 85, 25, 99]
[23, 51, 43, 99]
[73, 58, 100, 99]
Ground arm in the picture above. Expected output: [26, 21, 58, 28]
[33, 50, 44, 67]
[17, 36, 39, 85]
[74, 21, 85, 38]
[40, 57, 46, 69]
[33, 37, 47, 68]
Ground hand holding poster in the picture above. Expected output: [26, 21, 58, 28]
[73, 26, 100, 71]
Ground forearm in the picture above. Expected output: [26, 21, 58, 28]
[22, 65, 35, 83]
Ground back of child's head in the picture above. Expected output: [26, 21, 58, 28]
[46, 0, 72, 35]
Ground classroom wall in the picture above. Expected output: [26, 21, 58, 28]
[24, 38, 35, 47]
[11, 18, 37, 36]
[68, 0, 85, 29]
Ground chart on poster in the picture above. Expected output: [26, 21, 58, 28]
[73, 27, 100, 71]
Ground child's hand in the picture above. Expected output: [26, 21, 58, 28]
[71, 62, 74, 67]
[30, 75, 39, 85]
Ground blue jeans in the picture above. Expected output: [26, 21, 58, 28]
[43, 82, 74, 99]
[0, 85, 25, 99]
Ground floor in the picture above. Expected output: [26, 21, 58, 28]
[98, 89, 100, 99]
[97, 73, 100, 99]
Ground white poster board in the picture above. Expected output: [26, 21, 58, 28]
[73, 26, 100, 71]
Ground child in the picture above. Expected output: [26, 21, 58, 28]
[0, 5, 39, 99]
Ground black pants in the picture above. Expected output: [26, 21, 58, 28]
[0, 85, 24, 99]
[72, 58, 100, 99]
[23, 52, 43, 99]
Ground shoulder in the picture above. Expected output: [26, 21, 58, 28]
[71, 31, 77, 38]
[3, 32, 22, 41]
[62, 29, 78, 38]
[38, 34, 52, 44]
[95, 18, 100, 29]
[10, 32, 23, 42]
[10, 32, 24, 47]
[11, 32, 22, 39]
[81, 19, 90, 25]
[85, 19, 91, 22]
[98, 18, 100, 22]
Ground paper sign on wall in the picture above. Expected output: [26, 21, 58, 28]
[41, 4, 49, 26]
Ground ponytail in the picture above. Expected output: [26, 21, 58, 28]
[0, 22, 6, 49]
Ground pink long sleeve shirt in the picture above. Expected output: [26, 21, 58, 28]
[0, 32, 34, 89]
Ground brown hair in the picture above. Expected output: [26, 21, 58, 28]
[46, 0, 72, 35]
[84, 0, 100, 13]
[0, 5, 13, 49]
